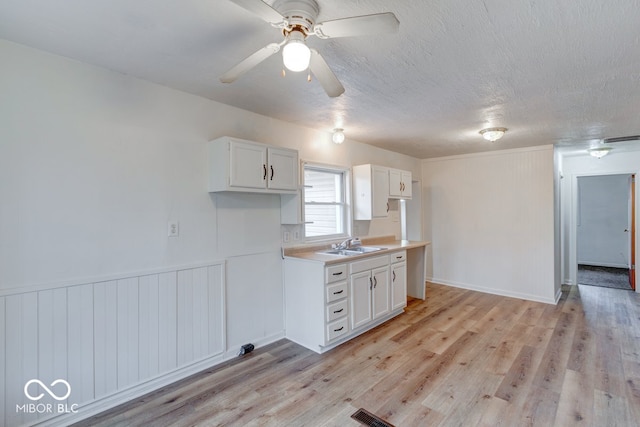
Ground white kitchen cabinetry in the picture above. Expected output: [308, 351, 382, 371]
[283, 252, 406, 354]
[353, 164, 389, 220]
[209, 136, 298, 193]
[349, 255, 390, 330]
[389, 169, 412, 199]
[390, 251, 407, 311]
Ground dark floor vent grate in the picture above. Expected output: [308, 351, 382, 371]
[351, 408, 395, 427]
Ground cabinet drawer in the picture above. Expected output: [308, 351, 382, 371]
[326, 317, 349, 342]
[326, 281, 348, 303]
[326, 299, 348, 323]
[326, 264, 347, 283]
[390, 251, 406, 263]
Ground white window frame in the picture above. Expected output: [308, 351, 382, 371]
[302, 162, 351, 242]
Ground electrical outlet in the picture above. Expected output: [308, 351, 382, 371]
[293, 230, 300, 241]
[283, 231, 290, 243]
[168, 221, 179, 237]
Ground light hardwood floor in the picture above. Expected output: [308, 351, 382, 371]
[74, 283, 640, 426]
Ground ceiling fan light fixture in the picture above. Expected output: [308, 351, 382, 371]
[479, 127, 508, 142]
[332, 128, 345, 144]
[282, 31, 311, 72]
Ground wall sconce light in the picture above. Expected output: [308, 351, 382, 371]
[479, 127, 508, 142]
[332, 128, 345, 144]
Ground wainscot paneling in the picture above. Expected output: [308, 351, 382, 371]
[1, 261, 225, 427]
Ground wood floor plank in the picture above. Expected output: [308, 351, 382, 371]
[74, 283, 640, 427]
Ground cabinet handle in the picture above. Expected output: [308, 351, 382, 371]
[334, 326, 344, 332]
[333, 290, 344, 295]
[374, 276, 377, 288]
[386, 202, 389, 213]
[369, 277, 373, 290]
[332, 272, 343, 276]
[393, 271, 396, 282]
[270, 165, 274, 181]
[333, 308, 344, 314]
[263, 164, 267, 180]
[396, 256, 402, 259]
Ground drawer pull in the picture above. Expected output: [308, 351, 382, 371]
[333, 308, 344, 313]
[334, 326, 344, 332]
[396, 256, 403, 259]
[332, 271, 343, 276]
[333, 290, 344, 295]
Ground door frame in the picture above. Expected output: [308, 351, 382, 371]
[570, 171, 639, 291]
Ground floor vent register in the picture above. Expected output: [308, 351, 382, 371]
[351, 408, 395, 427]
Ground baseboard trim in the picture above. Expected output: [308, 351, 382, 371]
[38, 332, 286, 427]
[428, 277, 558, 305]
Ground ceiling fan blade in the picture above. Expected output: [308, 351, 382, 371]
[220, 43, 281, 83]
[313, 12, 399, 39]
[228, 0, 285, 25]
[309, 49, 345, 98]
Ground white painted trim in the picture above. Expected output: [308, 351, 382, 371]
[0, 260, 226, 297]
[428, 277, 558, 305]
[568, 169, 640, 292]
[423, 144, 553, 163]
[36, 352, 225, 427]
[223, 331, 286, 359]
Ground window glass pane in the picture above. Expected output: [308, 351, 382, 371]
[305, 205, 344, 237]
[303, 165, 347, 239]
[304, 169, 342, 203]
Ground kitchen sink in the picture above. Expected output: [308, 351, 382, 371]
[318, 246, 386, 256]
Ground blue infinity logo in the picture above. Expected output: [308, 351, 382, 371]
[24, 379, 71, 401]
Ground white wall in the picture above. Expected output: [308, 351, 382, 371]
[577, 174, 630, 268]
[0, 39, 421, 424]
[422, 146, 559, 304]
[560, 149, 640, 287]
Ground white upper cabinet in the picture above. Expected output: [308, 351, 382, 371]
[209, 137, 298, 194]
[353, 164, 390, 220]
[389, 168, 412, 199]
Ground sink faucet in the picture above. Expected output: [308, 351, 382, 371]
[333, 237, 361, 250]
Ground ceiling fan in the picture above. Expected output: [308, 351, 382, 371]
[220, 0, 400, 97]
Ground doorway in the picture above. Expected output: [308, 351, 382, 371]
[576, 174, 636, 290]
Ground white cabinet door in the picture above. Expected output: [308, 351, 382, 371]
[389, 169, 402, 198]
[401, 171, 412, 198]
[372, 166, 390, 218]
[229, 140, 267, 189]
[350, 271, 372, 330]
[391, 261, 407, 311]
[372, 266, 390, 320]
[267, 147, 298, 191]
[389, 169, 412, 199]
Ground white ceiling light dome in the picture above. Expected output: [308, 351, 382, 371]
[282, 30, 310, 72]
[479, 127, 508, 142]
[332, 128, 345, 144]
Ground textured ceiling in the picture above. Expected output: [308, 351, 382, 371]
[1, 0, 639, 158]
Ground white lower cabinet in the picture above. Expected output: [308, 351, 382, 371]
[350, 256, 390, 330]
[284, 253, 406, 354]
[390, 251, 407, 311]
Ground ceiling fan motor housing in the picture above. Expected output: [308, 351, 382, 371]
[273, 0, 320, 34]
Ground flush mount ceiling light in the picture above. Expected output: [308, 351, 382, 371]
[332, 128, 345, 144]
[587, 146, 612, 158]
[282, 30, 311, 72]
[479, 127, 508, 142]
